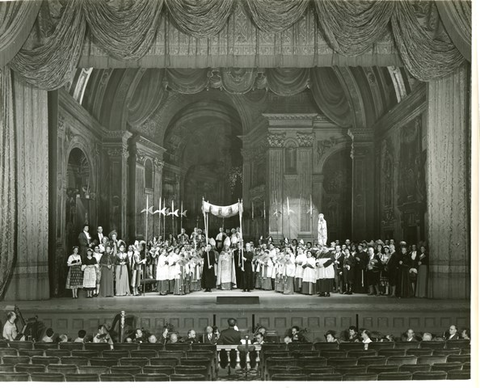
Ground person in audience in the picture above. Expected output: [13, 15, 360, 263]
[253, 332, 265, 345]
[58, 334, 68, 343]
[203, 325, 217, 344]
[360, 329, 372, 347]
[132, 328, 146, 343]
[461, 328, 470, 340]
[66, 246, 83, 299]
[74, 329, 87, 343]
[287, 326, 306, 342]
[168, 333, 179, 344]
[422, 332, 433, 341]
[325, 330, 339, 343]
[42, 328, 55, 342]
[283, 335, 292, 344]
[2, 311, 18, 341]
[82, 248, 97, 298]
[445, 325, 460, 340]
[184, 329, 198, 344]
[148, 334, 157, 343]
[342, 326, 360, 342]
[93, 325, 113, 345]
[402, 328, 418, 342]
[217, 318, 241, 369]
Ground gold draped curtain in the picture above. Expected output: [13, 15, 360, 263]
[0, 0, 471, 90]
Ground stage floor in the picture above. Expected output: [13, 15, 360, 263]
[0, 289, 470, 313]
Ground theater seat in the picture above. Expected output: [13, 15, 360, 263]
[357, 356, 387, 366]
[119, 357, 149, 367]
[412, 371, 447, 380]
[143, 365, 175, 375]
[433, 349, 461, 356]
[15, 363, 46, 373]
[114, 343, 139, 351]
[367, 365, 399, 374]
[445, 340, 470, 349]
[19, 349, 43, 357]
[343, 373, 378, 381]
[85, 343, 111, 352]
[8, 341, 34, 350]
[59, 342, 83, 351]
[61, 356, 89, 366]
[0, 348, 19, 357]
[77, 365, 110, 375]
[387, 355, 417, 365]
[271, 373, 306, 381]
[170, 373, 205, 381]
[175, 365, 209, 380]
[30, 372, 65, 382]
[298, 356, 327, 366]
[34, 343, 58, 351]
[267, 366, 303, 380]
[419, 341, 445, 349]
[313, 342, 339, 351]
[46, 349, 71, 357]
[369, 342, 395, 350]
[321, 350, 347, 358]
[111, 365, 142, 375]
[302, 366, 332, 375]
[393, 342, 419, 349]
[65, 374, 99, 382]
[47, 364, 78, 374]
[339, 343, 365, 351]
[102, 350, 130, 359]
[326, 357, 357, 366]
[150, 357, 179, 366]
[335, 365, 367, 375]
[347, 349, 377, 358]
[2, 355, 30, 365]
[130, 350, 157, 359]
[446, 354, 470, 363]
[100, 373, 135, 382]
[407, 348, 433, 357]
[377, 372, 412, 380]
[431, 362, 463, 372]
[90, 357, 118, 367]
[447, 370, 470, 380]
[165, 343, 190, 351]
[31, 356, 60, 365]
[399, 364, 431, 373]
[0, 365, 15, 373]
[307, 373, 342, 381]
[135, 373, 170, 381]
[0, 372, 30, 381]
[417, 355, 448, 365]
[378, 349, 406, 357]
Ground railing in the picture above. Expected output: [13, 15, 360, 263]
[216, 344, 262, 372]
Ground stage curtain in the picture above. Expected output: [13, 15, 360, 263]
[165, 0, 235, 38]
[265, 68, 309, 96]
[84, 0, 163, 60]
[391, 0, 466, 82]
[10, 0, 85, 90]
[436, 0, 471, 61]
[244, 0, 309, 33]
[314, 0, 393, 57]
[0, 67, 17, 300]
[165, 68, 209, 94]
[1, 72, 50, 301]
[310, 68, 353, 128]
[0, 1, 42, 67]
[128, 69, 167, 127]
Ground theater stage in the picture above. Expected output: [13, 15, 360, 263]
[0, 291, 470, 342]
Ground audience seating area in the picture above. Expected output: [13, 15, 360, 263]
[0, 339, 471, 381]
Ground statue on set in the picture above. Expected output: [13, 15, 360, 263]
[317, 213, 328, 246]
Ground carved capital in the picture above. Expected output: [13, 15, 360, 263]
[296, 132, 314, 147]
[153, 158, 165, 171]
[107, 145, 129, 159]
[350, 144, 371, 159]
[267, 132, 286, 148]
[317, 137, 339, 161]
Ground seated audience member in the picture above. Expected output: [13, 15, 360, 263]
[217, 318, 242, 369]
[125, 337, 133, 343]
[203, 326, 217, 344]
[168, 333, 179, 344]
[93, 325, 113, 345]
[58, 334, 69, 343]
[283, 335, 293, 344]
[341, 326, 360, 342]
[286, 326, 306, 342]
[2, 311, 18, 341]
[461, 328, 470, 340]
[422, 332, 433, 342]
[42, 328, 55, 342]
[446, 325, 460, 340]
[183, 329, 198, 344]
[380, 333, 395, 342]
[74, 329, 87, 343]
[402, 328, 419, 342]
[148, 334, 157, 343]
[253, 332, 265, 345]
[360, 329, 372, 345]
[132, 328, 146, 343]
[325, 330, 339, 343]
[254, 326, 267, 336]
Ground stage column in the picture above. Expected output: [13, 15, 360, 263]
[266, 132, 285, 242]
[426, 64, 470, 299]
[348, 128, 375, 241]
[104, 133, 131, 241]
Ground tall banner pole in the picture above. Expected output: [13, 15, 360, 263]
[158, 198, 162, 238]
[163, 197, 166, 242]
[180, 201, 183, 231]
[145, 196, 149, 241]
[239, 199, 244, 271]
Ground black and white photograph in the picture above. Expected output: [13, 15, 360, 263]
[0, 0, 476, 385]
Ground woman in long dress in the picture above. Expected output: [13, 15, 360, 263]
[274, 249, 285, 293]
[415, 245, 429, 298]
[99, 245, 115, 297]
[92, 245, 103, 297]
[115, 244, 130, 296]
[82, 248, 97, 298]
[283, 247, 295, 295]
[66, 246, 83, 299]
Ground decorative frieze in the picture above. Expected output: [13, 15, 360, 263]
[267, 132, 286, 148]
[296, 132, 314, 147]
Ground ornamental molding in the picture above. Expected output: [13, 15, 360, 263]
[153, 158, 165, 170]
[267, 132, 286, 148]
[296, 132, 314, 147]
[106, 145, 129, 159]
[348, 127, 374, 142]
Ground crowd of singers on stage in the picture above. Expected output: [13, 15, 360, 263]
[67, 224, 428, 299]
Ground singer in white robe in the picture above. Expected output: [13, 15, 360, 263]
[216, 248, 236, 290]
[156, 249, 169, 295]
[317, 213, 328, 246]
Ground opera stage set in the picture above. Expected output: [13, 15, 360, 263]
[0, 0, 473, 367]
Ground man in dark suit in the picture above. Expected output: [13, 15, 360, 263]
[78, 224, 91, 260]
[217, 318, 241, 368]
[242, 242, 254, 292]
[93, 226, 105, 246]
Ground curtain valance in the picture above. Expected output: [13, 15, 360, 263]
[0, 0, 471, 90]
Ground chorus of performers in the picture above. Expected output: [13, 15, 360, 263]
[68, 223, 428, 299]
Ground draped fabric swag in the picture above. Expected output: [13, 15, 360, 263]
[0, 67, 17, 299]
[135, 67, 352, 128]
[0, 0, 471, 89]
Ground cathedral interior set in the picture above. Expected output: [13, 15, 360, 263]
[0, 0, 475, 383]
